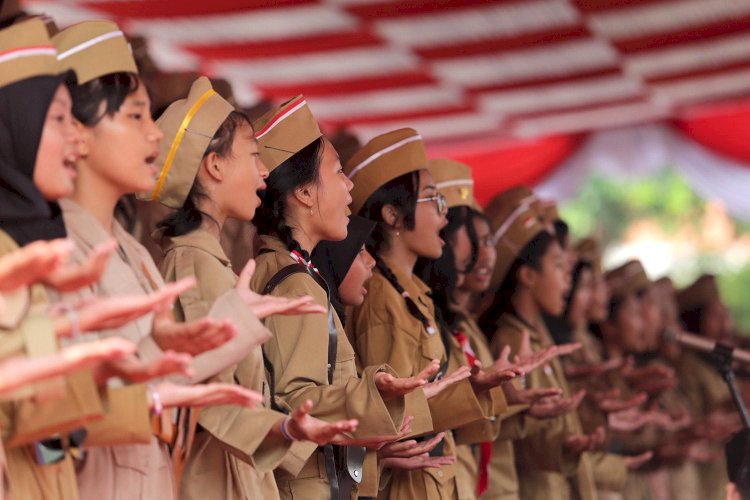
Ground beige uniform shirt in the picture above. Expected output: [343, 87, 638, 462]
[0, 229, 106, 500]
[349, 257, 493, 500]
[491, 313, 596, 500]
[157, 228, 296, 500]
[251, 236, 406, 500]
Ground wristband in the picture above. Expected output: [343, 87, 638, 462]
[149, 384, 163, 416]
[280, 416, 295, 441]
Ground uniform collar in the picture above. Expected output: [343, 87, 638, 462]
[156, 227, 231, 267]
[59, 198, 116, 249]
[499, 311, 546, 343]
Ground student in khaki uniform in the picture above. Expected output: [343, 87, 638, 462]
[346, 131, 510, 499]
[148, 77, 368, 499]
[676, 274, 736, 500]
[478, 193, 600, 500]
[250, 98, 426, 499]
[50, 21, 270, 500]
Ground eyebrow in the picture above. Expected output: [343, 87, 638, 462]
[129, 100, 148, 107]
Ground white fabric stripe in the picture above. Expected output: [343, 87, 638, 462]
[512, 101, 671, 138]
[652, 68, 750, 105]
[588, 0, 750, 40]
[350, 112, 499, 143]
[375, 0, 578, 48]
[347, 135, 422, 180]
[128, 5, 356, 44]
[256, 100, 307, 139]
[432, 39, 618, 87]
[492, 202, 533, 245]
[211, 47, 416, 84]
[624, 33, 750, 79]
[26, 2, 109, 26]
[57, 31, 124, 60]
[0, 47, 56, 65]
[436, 179, 474, 189]
[478, 75, 643, 115]
[307, 85, 463, 120]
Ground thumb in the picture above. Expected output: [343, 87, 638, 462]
[237, 259, 257, 291]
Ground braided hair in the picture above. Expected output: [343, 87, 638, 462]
[253, 137, 323, 260]
[359, 170, 438, 337]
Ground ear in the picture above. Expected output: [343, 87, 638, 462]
[202, 151, 224, 183]
[73, 119, 90, 157]
[517, 264, 538, 289]
[292, 182, 315, 210]
[380, 204, 402, 228]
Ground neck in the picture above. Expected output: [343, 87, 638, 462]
[287, 214, 319, 255]
[70, 164, 122, 234]
[379, 234, 417, 278]
[511, 289, 540, 329]
[453, 286, 471, 312]
[195, 198, 226, 240]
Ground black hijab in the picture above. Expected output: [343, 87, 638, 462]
[312, 215, 376, 326]
[0, 75, 67, 246]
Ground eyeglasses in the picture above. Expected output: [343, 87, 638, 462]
[417, 192, 447, 215]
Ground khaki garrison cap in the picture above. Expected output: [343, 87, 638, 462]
[53, 20, 137, 84]
[344, 128, 427, 215]
[141, 77, 234, 208]
[605, 260, 651, 302]
[428, 159, 479, 210]
[485, 189, 549, 292]
[676, 274, 721, 312]
[575, 237, 603, 277]
[253, 95, 322, 173]
[0, 18, 59, 89]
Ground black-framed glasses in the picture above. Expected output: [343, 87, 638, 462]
[417, 192, 447, 215]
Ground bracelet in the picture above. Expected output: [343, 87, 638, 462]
[149, 384, 163, 416]
[280, 416, 294, 441]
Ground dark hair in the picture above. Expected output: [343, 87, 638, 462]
[545, 259, 593, 344]
[415, 206, 476, 329]
[360, 170, 419, 255]
[679, 306, 703, 334]
[359, 170, 437, 337]
[253, 137, 323, 260]
[553, 218, 569, 249]
[158, 110, 252, 238]
[479, 230, 556, 334]
[69, 72, 140, 126]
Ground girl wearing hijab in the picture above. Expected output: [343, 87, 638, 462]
[249, 98, 435, 499]
[149, 77, 364, 500]
[0, 18, 203, 499]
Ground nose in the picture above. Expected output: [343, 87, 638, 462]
[345, 174, 354, 192]
[364, 250, 376, 270]
[258, 158, 270, 180]
[148, 116, 164, 143]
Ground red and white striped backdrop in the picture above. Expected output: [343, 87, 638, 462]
[24, 0, 750, 140]
[23, 0, 750, 202]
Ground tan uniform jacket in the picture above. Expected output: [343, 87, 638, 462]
[157, 228, 296, 500]
[250, 236, 405, 499]
[0, 229, 105, 500]
[678, 350, 731, 500]
[349, 256, 492, 500]
[491, 313, 596, 500]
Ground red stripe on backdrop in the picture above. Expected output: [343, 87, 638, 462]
[345, 0, 513, 19]
[465, 67, 624, 95]
[183, 31, 382, 59]
[571, 0, 677, 12]
[416, 26, 591, 59]
[253, 71, 435, 99]
[613, 15, 750, 53]
[320, 104, 475, 128]
[82, 0, 313, 18]
[433, 134, 582, 205]
[678, 100, 750, 166]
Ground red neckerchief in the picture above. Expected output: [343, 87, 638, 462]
[289, 250, 320, 274]
[454, 328, 491, 496]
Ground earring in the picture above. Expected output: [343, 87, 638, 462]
[395, 231, 400, 237]
[309, 207, 313, 216]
